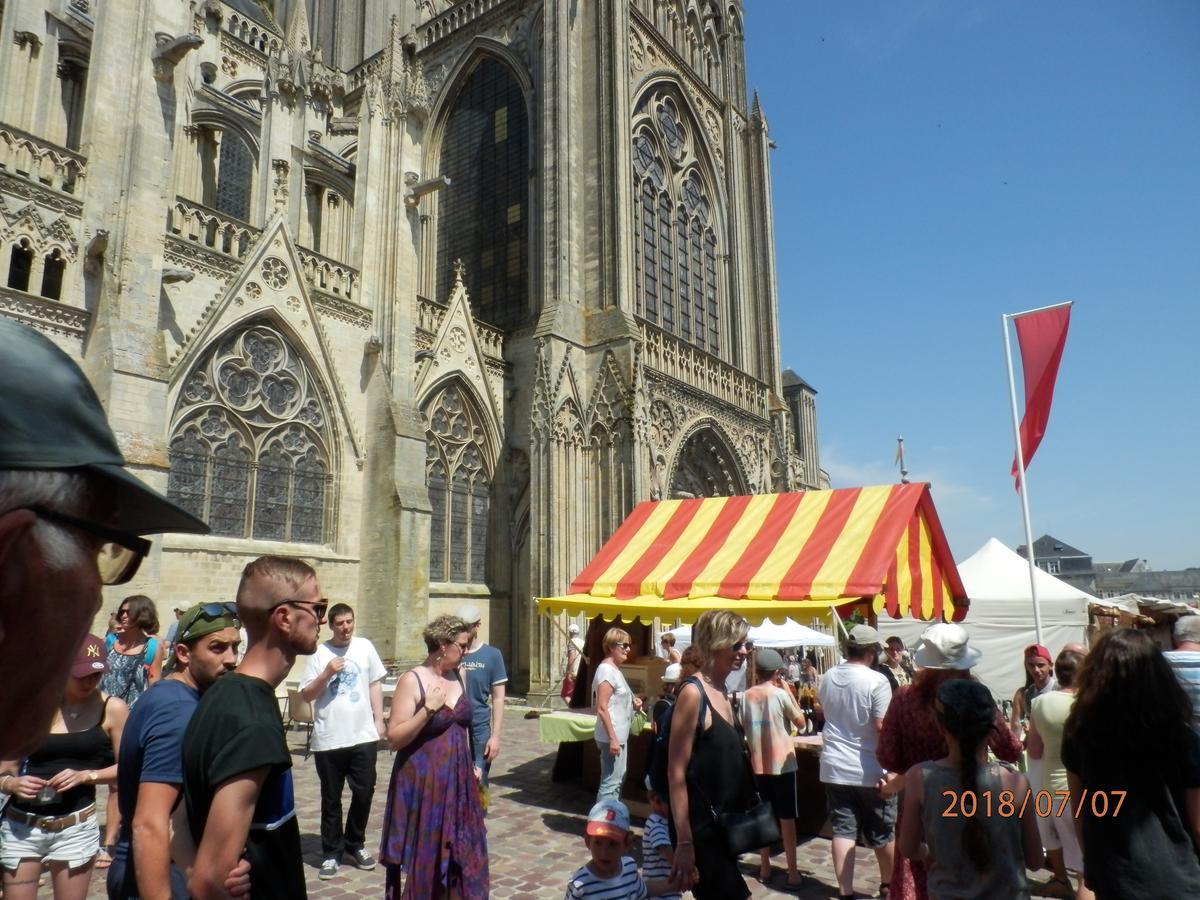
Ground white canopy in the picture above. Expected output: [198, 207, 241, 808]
[878, 538, 1093, 699]
[664, 617, 836, 651]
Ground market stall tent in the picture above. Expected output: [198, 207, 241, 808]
[664, 618, 837, 651]
[537, 482, 968, 626]
[879, 538, 1092, 699]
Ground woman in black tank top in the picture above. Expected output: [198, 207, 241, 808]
[666, 610, 755, 900]
[0, 634, 128, 898]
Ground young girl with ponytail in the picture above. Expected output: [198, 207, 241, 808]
[897, 679, 1042, 899]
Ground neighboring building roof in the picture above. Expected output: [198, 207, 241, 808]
[781, 368, 816, 392]
[224, 0, 279, 32]
[1017, 534, 1090, 560]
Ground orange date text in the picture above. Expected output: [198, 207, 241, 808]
[940, 789, 1126, 818]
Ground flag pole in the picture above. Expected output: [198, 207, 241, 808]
[896, 435, 910, 484]
[1002, 312, 1045, 647]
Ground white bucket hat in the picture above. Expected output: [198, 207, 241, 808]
[913, 623, 982, 671]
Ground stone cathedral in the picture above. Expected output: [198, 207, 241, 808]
[0, 0, 824, 690]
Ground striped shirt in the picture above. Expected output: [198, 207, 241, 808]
[642, 814, 680, 900]
[564, 857, 648, 899]
[1165, 650, 1200, 731]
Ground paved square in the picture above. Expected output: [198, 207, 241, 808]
[85, 711, 892, 898]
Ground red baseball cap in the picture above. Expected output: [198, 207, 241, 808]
[71, 634, 108, 678]
[1024, 643, 1052, 662]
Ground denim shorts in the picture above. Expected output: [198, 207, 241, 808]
[0, 807, 100, 870]
[824, 783, 897, 848]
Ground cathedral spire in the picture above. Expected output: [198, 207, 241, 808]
[285, 0, 313, 53]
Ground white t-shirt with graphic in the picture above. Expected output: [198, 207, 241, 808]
[301, 636, 386, 752]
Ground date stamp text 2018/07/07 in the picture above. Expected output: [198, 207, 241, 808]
[941, 789, 1126, 819]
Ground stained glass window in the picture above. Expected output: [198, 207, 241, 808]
[436, 57, 529, 328]
[215, 130, 253, 222]
[167, 323, 334, 544]
[631, 90, 722, 356]
[424, 383, 492, 585]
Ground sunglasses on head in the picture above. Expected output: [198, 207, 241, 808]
[175, 602, 241, 642]
[28, 506, 151, 585]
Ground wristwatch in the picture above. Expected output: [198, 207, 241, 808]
[86, 771, 98, 784]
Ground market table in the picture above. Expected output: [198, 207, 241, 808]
[540, 708, 652, 805]
[792, 734, 828, 837]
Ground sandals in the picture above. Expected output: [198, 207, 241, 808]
[94, 847, 112, 869]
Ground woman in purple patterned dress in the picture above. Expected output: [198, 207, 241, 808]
[381, 614, 489, 899]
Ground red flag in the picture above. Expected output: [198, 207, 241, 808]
[1011, 304, 1071, 488]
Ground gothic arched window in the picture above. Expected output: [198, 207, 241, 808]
[167, 324, 334, 543]
[631, 89, 723, 356]
[214, 129, 254, 222]
[436, 57, 529, 329]
[424, 383, 491, 584]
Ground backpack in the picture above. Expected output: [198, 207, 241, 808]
[645, 676, 709, 799]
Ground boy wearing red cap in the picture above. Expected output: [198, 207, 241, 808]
[565, 799, 677, 899]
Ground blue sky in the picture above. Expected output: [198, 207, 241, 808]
[745, 1, 1199, 569]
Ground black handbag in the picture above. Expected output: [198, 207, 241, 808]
[715, 795, 781, 857]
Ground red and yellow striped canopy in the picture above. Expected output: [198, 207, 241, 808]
[536, 483, 968, 625]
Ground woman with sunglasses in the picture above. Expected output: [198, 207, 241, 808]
[591, 628, 644, 803]
[667, 609, 756, 900]
[1, 634, 128, 900]
[98, 595, 163, 865]
[380, 614, 488, 899]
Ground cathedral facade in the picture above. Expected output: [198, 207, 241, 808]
[0, 0, 821, 689]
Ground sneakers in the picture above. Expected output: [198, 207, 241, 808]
[349, 848, 376, 870]
[318, 859, 338, 880]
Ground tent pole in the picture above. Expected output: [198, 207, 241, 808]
[1002, 312, 1045, 646]
[829, 607, 851, 644]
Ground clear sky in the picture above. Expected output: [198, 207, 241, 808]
[745, 1, 1200, 569]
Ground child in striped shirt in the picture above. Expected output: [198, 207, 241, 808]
[565, 799, 676, 899]
[642, 791, 681, 900]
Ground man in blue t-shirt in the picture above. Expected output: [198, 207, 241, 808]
[456, 604, 507, 801]
[107, 602, 244, 900]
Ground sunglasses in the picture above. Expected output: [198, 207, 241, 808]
[731, 640, 753, 651]
[616, 642, 632, 650]
[272, 598, 328, 622]
[28, 506, 151, 585]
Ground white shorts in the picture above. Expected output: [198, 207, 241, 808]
[0, 808, 100, 870]
[1039, 800, 1084, 873]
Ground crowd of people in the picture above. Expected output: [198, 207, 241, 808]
[5, 316, 1200, 900]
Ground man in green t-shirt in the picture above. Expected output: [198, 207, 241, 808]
[183, 556, 325, 900]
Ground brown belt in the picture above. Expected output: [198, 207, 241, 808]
[4, 804, 96, 834]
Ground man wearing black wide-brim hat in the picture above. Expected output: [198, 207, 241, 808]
[0, 318, 209, 759]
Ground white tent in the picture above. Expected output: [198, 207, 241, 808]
[664, 618, 836, 652]
[879, 538, 1093, 700]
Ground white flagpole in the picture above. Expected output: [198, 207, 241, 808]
[1002, 312, 1045, 646]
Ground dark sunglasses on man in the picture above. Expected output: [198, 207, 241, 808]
[27, 506, 151, 585]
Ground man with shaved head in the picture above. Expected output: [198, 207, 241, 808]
[183, 556, 323, 899]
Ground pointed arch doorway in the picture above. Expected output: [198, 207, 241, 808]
[669, 425, 747, 499]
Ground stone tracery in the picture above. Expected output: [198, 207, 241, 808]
[167, 322, 334, 543]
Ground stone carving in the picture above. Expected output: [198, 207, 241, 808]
[0, 287, 90, 339]
[373, 16, 432, 121]
[0, 200, 79, 259]
[260, 256, 289, 289]
[271, 159, 290, 212]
